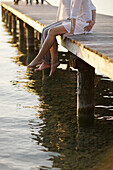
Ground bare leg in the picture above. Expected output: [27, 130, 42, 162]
[49, 38, 60, 76]
[27, 25, 67, 68]
[35, 38, 58, 71]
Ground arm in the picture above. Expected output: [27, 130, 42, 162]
[63, 0, 82, 39]
[84, 9, 96, 32]
[70, 18, 76, 34]
[70, 0, 82, 33]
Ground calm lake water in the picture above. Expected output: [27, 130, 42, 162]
[0, 2, 113, 170]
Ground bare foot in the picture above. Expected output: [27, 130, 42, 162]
[36, 64, 41, 68]
[49, 62, 60, 77]
[35, 62, 51, 72]
[27, 57, 42, 68]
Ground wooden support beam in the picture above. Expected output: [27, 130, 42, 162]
[26, 24, 35, 64]
[8, 13, 12, 32]
[12, 15, 17, 43]
[1, 7, 5, 22]
[5, 10, 8, 27]
[69, 54, 95, 125]
[19, 20, 26, 52]
[34, 31, 40, 52]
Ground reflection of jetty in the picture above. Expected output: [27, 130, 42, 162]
[1, 1, 113, 123]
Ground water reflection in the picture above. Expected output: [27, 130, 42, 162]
[23, 69, 113, 169]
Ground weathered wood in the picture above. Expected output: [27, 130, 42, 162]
[77, 65, 95, 124]
[60, 36, 113, 80]
[19, 20, 26, 52]
[5, 10, 8, 27]
[34, 31, 40, 52]
[12, 14, 17, 43]
[8, 12, 12, 32]
[26, 24, 35, 64]
[1, 7, 5, 22]
[69, 54, 95, 124]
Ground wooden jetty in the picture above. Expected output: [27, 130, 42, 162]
[1, 1, 113, 123]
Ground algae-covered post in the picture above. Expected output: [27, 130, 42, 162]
[69, 54, 95, 125]
[19, 19, 26, 52]
[5, 10, 8, 27]
[1, 6, 5, 22]
[77, 61, 95, 124]
[12, 14, 17, 43]
[8, 12, 12, 32]
[26, 24, 35, 64]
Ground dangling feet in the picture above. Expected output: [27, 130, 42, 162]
[35, 62, 51, 72]
[35, 61, 60, 77]
[27, 56, 42, 68]
[49, 62, 60, 77]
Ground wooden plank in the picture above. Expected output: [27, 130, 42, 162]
[1, 3, 49, 32]
[60, 37, 113, 79]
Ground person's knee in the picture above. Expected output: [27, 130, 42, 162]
[43, 27, 49, 36]
[48, 28, 56, 36]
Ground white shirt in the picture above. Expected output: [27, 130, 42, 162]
[56, 0, 96, 22]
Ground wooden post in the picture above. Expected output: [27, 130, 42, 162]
[8, 13, 12, 32]
[69, 54, 95, 125]
[19, 20, 26, 52]
[34, 31, 39, 52]
[12, 15, 17, 43]
[26, 24, 35, 64]
[1, 7, 5, 22]
[5, 10, 8, 28]
[77, 64, 95, 124]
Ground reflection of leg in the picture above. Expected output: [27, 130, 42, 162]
[28, 25, 67, 69]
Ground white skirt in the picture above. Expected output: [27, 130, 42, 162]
[62, 19, 93, 35]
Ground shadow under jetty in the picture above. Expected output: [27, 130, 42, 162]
[25, 68, 113, 170]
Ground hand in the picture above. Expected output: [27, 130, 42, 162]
[63, 32, 73, 40]
[84, 20, 95, 32]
